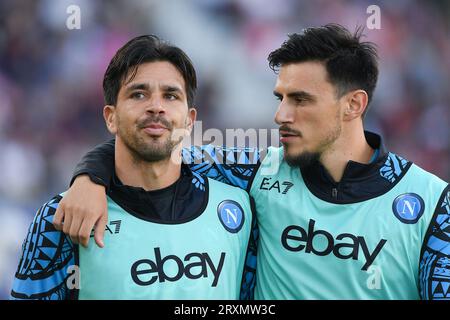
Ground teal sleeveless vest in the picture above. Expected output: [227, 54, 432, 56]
[250, 147, 447, 299]
[76, 178, 252, 299]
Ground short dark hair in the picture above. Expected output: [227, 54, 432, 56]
[103, 35, 197, 107]
[268, 24, 378, 117]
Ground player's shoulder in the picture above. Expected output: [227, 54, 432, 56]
[397, 152, 448, 189]
[260, 146, 282, 155]
[261, 146, 283, 162]
[251, 146, 285, 177]
[11, 194, 75, 300]
[182, 144, 264, 165]
[206, 177, 254, 221]
[408, 161, 446, 183]
[190, 169, 250, 200]
[33, 194, 63, 227]
[15, 194, 70, 276]
[384, 152, 448, 205]
[207, 174, 250, 197]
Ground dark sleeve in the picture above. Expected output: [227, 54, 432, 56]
[419, 184, 450, 300]
[70, 139, 115, 187]
[10, 195, 78, 300]
[72, 141, 264, 190]
[239, 196, 259, 300]
[182, 145, 264, 192]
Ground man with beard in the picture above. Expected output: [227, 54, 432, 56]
[10, 35, 254, 299]
[53, 25, 449, 299]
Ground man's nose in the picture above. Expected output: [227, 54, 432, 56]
[274, 101, 294, 125]
[146, 96, 165, 114]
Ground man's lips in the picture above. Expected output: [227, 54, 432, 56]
[142, 123, 168, 136]
[279, 130, 300, 143]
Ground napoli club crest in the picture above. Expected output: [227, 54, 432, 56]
[392, 193, 425, 224]
[217, 200, 245, 233]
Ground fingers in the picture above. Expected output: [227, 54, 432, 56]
[94, 213, 107, 248]
[68, 214, 83, 245]
[78, 217, 96, 248]
[62, 211, 73, 241]
[54, 174, 108, 248]
[53, 201, 65, 231]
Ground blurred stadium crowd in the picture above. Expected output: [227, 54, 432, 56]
[0, 0, 449, 298]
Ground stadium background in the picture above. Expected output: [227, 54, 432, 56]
[0, 0, 449, 299]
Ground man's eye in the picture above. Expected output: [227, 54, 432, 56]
[165, 93, 178, 100]
[275, 96, 282, 101]
[131, 92, 145, 100]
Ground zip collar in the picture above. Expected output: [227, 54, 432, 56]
[108, 163, 208, 223]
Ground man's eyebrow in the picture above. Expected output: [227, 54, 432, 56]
[123, 83, 185, 96]
[273, 90, 316, 101]
[287, 91, 316, 101]
[124, 83, 149, 93]
[161, 85, 184, 94]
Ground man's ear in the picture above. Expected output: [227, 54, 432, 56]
[103, 105, 117, 134]
[343, 90, 368, 121]
[185, 107, 197, 134]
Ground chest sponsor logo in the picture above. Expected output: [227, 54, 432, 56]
[131, 247, 225, 287]
[281, 219, 387, 271]
[392, 193, 425, 224]
[90, 220, 121, 237]
[259, 177, 294, 194]
[217, 200, 245, 233]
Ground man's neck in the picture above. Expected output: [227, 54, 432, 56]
[115, 141, 182, 191]
[320, 127, 374, 183]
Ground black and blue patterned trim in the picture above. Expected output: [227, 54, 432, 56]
[239, 197, 259, 300]
[183, 145, 261, 191]
[10, 196, 77, 300]
[380, 152, 411, 184]
[419, 185, 450, 300]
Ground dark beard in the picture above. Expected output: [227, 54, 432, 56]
[118, 115, 181, 163]
[284, 150, 320, 169]
[282, 113, 342, 169]
[125, 135, 177, 163]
